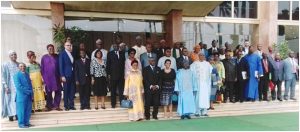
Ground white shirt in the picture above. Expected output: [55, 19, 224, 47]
[132, 45, 147, 60]
[65, 49, 74, 63]
[91, 49, 108, 62]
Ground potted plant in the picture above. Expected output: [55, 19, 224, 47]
[272, 40, 291, 59]
[52, 23, 66, 53]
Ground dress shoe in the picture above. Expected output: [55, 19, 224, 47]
[180, 115, 185, 119]
[19, 125, 29, 128]
[153, 117, 158, 120]
[26, 124, 34, 127]
[145, 117, 150, 120]
[230, 100, 236, 103]
[65, 108, 69, 111]
[263, 99, 270, 101]
[290, 98, 297, 101]
[186, 115, 191, 119]
[202, 114, 209, 117]
[80, 107, 84, 110]
[195, 114, 200, 117]
[278, 99, 283, 101]
[70, 107, 76, 110]
[86, 107, 91, 110]
[240, 100, 244, 103]
[55, 108, 63, 111]
[8, 116, 14, 121]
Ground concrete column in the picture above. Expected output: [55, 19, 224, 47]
[165, 9, 183, 47]
[258, 1, 278, 52]
[50, 2, 65, 27]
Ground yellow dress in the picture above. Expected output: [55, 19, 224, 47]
[123, 69, 144, 121]
[26, 63, 46, 110]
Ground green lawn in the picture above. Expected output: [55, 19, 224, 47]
[23, 112, 299, 131]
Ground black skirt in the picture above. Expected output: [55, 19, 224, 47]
[93, 76, 107, 96]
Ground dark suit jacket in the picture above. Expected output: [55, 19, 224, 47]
[142, 65, 161, 94]
[271, 60, 284, 81]
[106, 50, 125, 80]
[208, 47, 220, 56]
[261, 59, 274, 79]
[59, 50, 74, 78]
[222, 58, 237, 82]
[153, 47, 164, 60]
[74, 58, 91, 85]
[236, 57, 249, 81]
[176, 56, 192, 69]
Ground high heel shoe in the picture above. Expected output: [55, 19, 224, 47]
[95, 107, 98, 110]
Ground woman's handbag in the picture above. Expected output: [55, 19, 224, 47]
[172, 92, 178, 104]
[121, 99, 133, 108]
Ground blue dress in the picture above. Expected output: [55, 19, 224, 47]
[13, 71, 33, 128]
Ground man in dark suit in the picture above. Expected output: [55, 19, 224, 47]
[222, 51, 237, 103]
[176, 48, 192, 69]
[75, 50, 91, 110]
[140, 43, 157, 68]
[106, 43, 126, 108]
[271, 53, 284, 101]
[153, 39, 166, 60]
[259, 52, 273, 101]
[59, 42, 76, 111]
[142, 57, 161, 120]
[208, 40, 220, 56]
[235, 50, 249, 103]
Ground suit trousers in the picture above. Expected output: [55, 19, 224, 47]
[271, 80, 282, 100]
[259, 76, 269, 100]
[284, 73, 297, 99]
[144, 90, 160, 118]
[110, 79, 124, 107]
[235, 80, 245, 102]
[225, 81, 235, 101]
[79, 83, 91, 109]
[63, 77, 75, 109]
[16, 98, 32, 127]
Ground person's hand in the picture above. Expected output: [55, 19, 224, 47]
[61, 77, 66, 82]
[91, 79, 95, 85]
[76, 81, 79, 85]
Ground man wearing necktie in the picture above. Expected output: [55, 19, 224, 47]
[140, 44, 157, 68]
[74, 50, 91, 110]
[142, 57, 161, 120]
[271, 53, 284, 101]
[176, 48, 192, 69]
[171, 42, 181, 59]
[208, 40, 220, 57]
[106, 43, 126, 108]
[258, 53, 273, 101]
[283, 51, 299, 100]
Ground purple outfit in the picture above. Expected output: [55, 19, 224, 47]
[41, 54, 62, 109]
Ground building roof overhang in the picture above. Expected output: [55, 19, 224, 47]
[11, 1, 221, 17]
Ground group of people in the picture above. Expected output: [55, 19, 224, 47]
[1, 35, 299, 128]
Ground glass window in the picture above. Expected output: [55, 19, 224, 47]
[292, 1, 299, 20]
[277, 25, 299, 52]
[278, 1, 290, 20]
[1, 1, 12, 7]
[182, 21, 257, 51]
[1, 14, 52, 63]
[234, 1, 257, 18]
[208, 1, 232, 17]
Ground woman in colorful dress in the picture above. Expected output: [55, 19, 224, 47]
[26, 51, 46, 112]
[160, 59, 176, 118]
[123, 59, 144, 121]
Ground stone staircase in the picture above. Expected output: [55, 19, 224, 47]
[1, 89, 299, 130]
